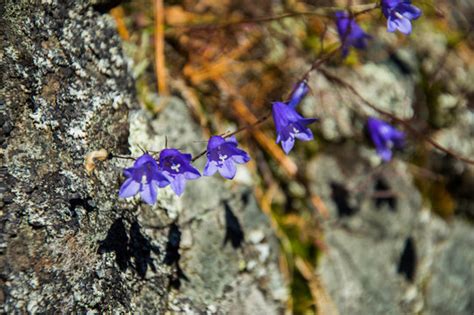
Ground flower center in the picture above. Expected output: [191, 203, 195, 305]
[395, 11, 405, 20]
[290, 126, 300, 137]
[218, 154, 228, 164]
[141, 174, 147, 185]
[379, 125, 391, 136]
[171, 163, 181, 172]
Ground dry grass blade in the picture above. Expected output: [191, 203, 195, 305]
[255, 184, 295, 313]
[154, 0, 168, 95]
[311, 194, 330, 219]
[295, 257, 339, 315]
[110, 6, 130, 41]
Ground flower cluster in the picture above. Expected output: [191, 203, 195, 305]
[335, 0, 421, 56]
[118, 81, 406, 204]
[119, 137, 251, 204]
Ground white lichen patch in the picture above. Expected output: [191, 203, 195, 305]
[5, 45, 20, 61]
[110, 47, 125, 67]
[357, 63, 414, 119]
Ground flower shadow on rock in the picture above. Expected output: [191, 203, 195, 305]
[98, 219, 160, 278]
[223, 201, 244, 249]
[163, 223, 189, 289]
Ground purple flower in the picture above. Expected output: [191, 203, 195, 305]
[367, 117, 405, 161]
[272, 101, 317, 154]
[381, 0, 421, 35]
[288, 81, 310, 108]
[158, 148, 201, 196]
[335, 11, 371, 57]
[203, 135, 250, 179]
[119, 153, 169, 205]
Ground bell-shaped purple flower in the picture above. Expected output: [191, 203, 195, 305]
[272, 101, 317, 154]
[288, 81, 310, 108]
[335, 11, 371, 57]
[381, 0, 421, 35]
[119, 153, 169, 205]
[158, 148, 201, 196]
[203, 135, 250, 179]
[367, 117, 405, 161]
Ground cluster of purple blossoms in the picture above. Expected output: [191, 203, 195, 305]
[119, 137, 251, 204]
[119, 95, 405, 203]
[334, 1, 421, 56]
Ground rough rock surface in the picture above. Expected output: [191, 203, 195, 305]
[309, 150, 474, 315]
[0, 1, 285, 313]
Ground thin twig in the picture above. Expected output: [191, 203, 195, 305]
[154, 0, 168, 95]
[110, 153, 136, 161]
[169, 3, 378, 31]
[191, 112, 271, 162]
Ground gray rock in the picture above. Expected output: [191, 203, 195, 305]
[310, 149, 474, 315]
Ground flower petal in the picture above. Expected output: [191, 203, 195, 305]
[382, 0, 403, 10]
[203, 160, 218, 176]
[159, 148, 181, 161]
[377, 147, 393, 162]
[140, 181, 158, 205]
[396, 16, 412, 34]
[134, 153, 158, 168]
[288, 81, 309, 108]
[300, 118, 318, 126]
[272, 102, 303, 131]
[231, 150, 250, 164]
[207, 135, 226, 151]
[218, 159, 237, 179]
[184, 169, 201, 180]
[154, 171, 170, 187]
[123, 167, 134, 178]
[226, 136, 238, 145]
[281, 136, 295, 154]
[119, 178, 140, 198]
[387, 16, 398, 32]
[170, 175, 186, 196]
[294, 127, 314, 141]
[398, 3, 421, 20]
